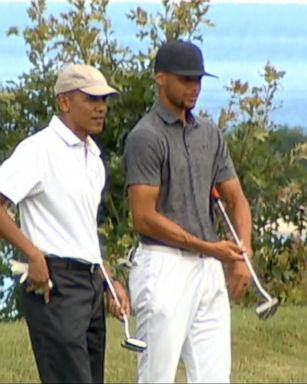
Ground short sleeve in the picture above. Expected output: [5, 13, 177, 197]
[0, 138, 44, 205]
[123, 129, 162, 187]
[215, 129, 237, 183]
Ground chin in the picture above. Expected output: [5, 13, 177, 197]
[91, 124, 104, 134]
[185, 102, 196, 110]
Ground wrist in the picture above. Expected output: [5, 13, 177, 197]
[27, 247, 43, 262]
[201, 241, 213, 256]
[103, 276, 119, 291]
[244, 245, 253, 259]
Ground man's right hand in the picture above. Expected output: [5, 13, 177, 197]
[206, 240, 244, 263]
[27, 251, 51, 304]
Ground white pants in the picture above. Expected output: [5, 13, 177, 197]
[129, 243, 231, 384]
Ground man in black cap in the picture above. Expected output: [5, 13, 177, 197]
[123, 40, 253, 383]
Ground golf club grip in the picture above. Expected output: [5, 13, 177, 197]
[100, 263, 121, 307]
[211, 187, 241, 246]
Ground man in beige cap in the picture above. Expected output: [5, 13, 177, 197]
[0, 64, 130, 383]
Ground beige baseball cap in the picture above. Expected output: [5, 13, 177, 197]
[54, 64, 119, 97]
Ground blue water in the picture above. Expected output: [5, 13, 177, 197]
[0, 1, 306, 130]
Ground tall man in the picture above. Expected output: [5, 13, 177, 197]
[0, 64, 130, 383]
[123, 40, 253, 383]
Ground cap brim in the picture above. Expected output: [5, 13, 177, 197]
[80, 84, 120, 96]
[203, 71, 219, 79]
[168, 69, 218, 78]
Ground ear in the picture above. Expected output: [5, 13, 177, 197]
[56, 94, 70, 113]
[155, 72, 166, 87]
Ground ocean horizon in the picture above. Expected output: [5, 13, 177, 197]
[0, 1, 307, 130]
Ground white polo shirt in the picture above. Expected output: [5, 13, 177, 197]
[0, 115, 106, 264]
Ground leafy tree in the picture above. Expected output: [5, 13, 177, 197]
[218, 63, 307, 304]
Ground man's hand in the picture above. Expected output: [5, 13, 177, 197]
[225, 243, 253, 300]
[26, 251, 51, 304]
[225, 260, 252, 300]
[106, 280, 131, 321]
[207, 240, 245, 263]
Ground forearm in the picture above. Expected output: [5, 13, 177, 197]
[133, 209, 214, 255]
[101, 260, 116, 280]
[128, 185, 243, 262]
[216, 178, 253, 257]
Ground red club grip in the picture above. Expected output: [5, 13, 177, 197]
[211, 186, 220, 200]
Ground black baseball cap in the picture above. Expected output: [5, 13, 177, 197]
[154, 40, 217, 78]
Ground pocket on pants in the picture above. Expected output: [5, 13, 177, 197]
[129, 249, 165, 313]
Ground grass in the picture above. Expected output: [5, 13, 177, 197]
[0, 305, 307, 383]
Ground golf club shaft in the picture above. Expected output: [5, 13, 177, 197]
[99, 262, 131, 338]
[212, 188, 272, 301]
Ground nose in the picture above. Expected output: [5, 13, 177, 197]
[191, 80, 201, 94]
[188, 76, 202, 91]
[95, 98, 107, 111]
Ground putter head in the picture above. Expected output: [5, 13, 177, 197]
[255, 297, 279, 320]
[121, 337, 147, 353]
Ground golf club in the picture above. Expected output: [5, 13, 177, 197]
[211, 187, 279, 319]
[100, 262, 147, 352]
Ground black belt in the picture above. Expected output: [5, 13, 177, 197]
[46, 256, 100, 273]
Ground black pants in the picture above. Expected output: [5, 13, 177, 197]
[21, 257, 106, 384]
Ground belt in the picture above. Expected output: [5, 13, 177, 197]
[139, 243, 204, 258]
[46, 257, 100, 273]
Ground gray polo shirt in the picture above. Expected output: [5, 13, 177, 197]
[123, 99, 237, 244]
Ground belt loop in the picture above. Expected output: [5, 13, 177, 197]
[66, 258, 72, 270]
[128, 243, 139, 263]
[90, 264, 95, 273]
[138, 242, 142, 252]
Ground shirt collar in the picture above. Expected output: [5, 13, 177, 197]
[153, 98, 198, 128]
[49, 115, 101, 156]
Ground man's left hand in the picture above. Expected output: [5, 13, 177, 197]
[106, 281, 131, 321]
[226, 259, 252, 300]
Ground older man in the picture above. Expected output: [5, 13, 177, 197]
[0, 64, 130, 383]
